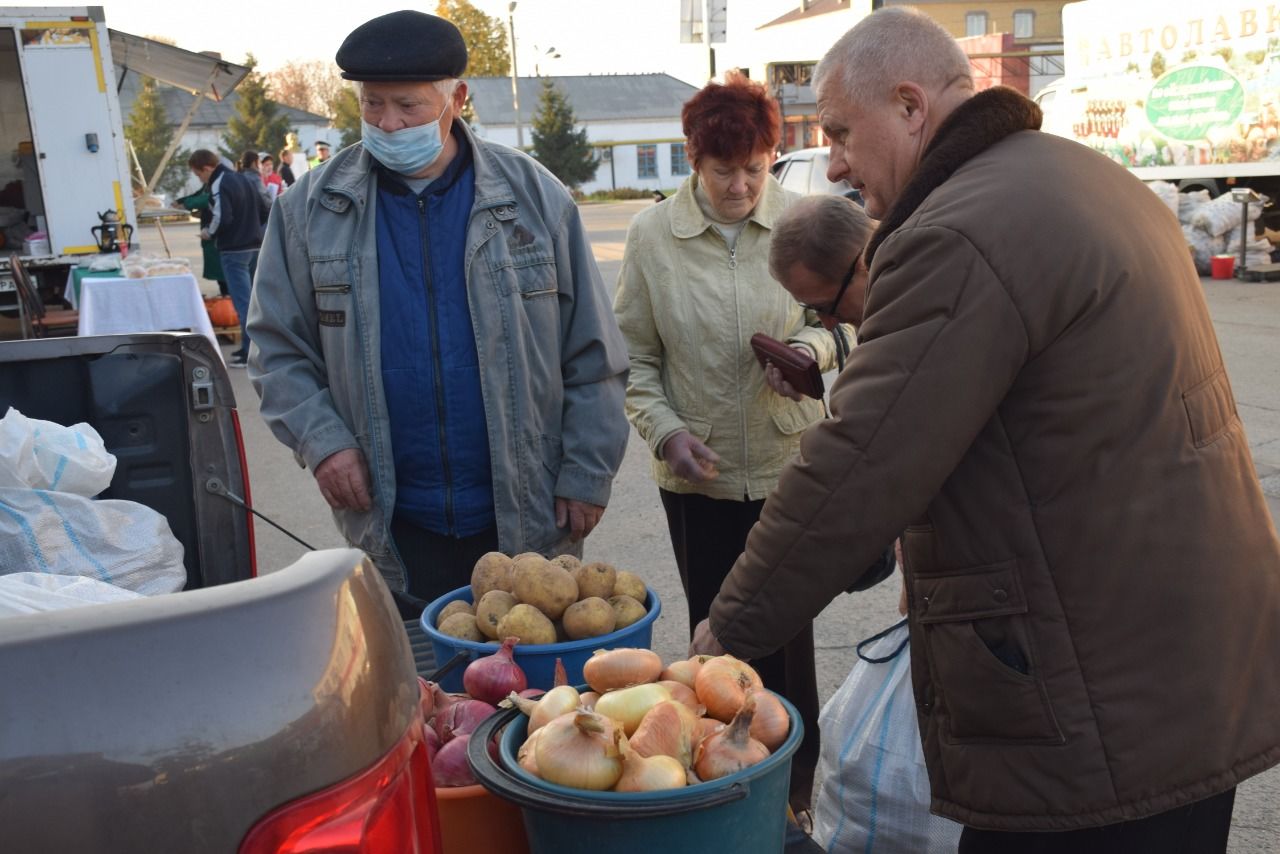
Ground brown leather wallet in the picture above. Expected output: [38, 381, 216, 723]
[750, 333, 824, 399]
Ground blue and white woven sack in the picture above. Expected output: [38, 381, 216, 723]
[812, 621, 962, 854]
[0, 408, 116, 497]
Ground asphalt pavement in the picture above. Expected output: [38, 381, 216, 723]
[139, 205, 1279, 851]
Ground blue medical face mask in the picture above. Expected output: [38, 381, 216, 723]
[360, 98, 449, 175]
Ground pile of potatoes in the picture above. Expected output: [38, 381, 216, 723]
[435, 552, 650, 646]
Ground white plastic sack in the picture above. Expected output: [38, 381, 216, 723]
[0, 572, 142, 616]
[1183, 225, 1227, 275]
[0, 408, 116, 497]
[0, 487, 185, 595]
[813, 621, 961, 854]
[1226, 233, 1275, 269]
[1178, 189, 1211, 226]
[1146, 181, 1179, 220]
[1190, 193, 1261, 238]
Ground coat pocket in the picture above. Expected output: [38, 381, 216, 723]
[915, 561, 1064, 745]
[768, 394, 824, 436]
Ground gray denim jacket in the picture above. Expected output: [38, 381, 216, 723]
[246, 123, 629, 590]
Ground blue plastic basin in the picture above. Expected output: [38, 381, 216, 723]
[466, 693, 803, 854]
[419, 586, 661, 692]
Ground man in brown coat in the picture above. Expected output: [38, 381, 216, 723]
[691, 8, 1280, 851]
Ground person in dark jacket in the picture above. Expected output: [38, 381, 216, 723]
[277, 148, 296, 188]
[188, 149, 261, 366]
[692, 7, 1280, 851]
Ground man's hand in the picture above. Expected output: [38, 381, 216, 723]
[689, 618, 728, 657]
[199, 229, 211, 241]
[555, 497, 605, 542]
[661, 431, 721, 483]
[764, 361, 804, 402]
[314, 448, 373, 512]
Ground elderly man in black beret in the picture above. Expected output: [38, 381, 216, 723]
[246, 11, 630, 602]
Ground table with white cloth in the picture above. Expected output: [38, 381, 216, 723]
[75, 273, 221, 358]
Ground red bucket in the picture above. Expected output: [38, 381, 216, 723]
[1210, 255, 1235, 279]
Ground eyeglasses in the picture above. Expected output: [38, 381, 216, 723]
[799, 255, 859, 320]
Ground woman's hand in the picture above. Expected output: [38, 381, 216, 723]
[764, 361, 804, 402]
[661, 430, 721, 483]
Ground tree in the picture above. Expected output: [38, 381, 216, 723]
[530, 79, 597, 190]
[124, 77, 190, 198]
[436, 0, 510, 77]
[329, 86, 362, 148]
[266, 60, 345, 117]
[221, 55, 292, 161]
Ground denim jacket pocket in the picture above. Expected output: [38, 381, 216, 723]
[915, 561, 1064, 745]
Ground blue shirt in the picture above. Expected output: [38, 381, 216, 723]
[375, 133, 495, 536]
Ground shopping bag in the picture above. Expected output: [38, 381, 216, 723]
[812, 620, 962, 853]
[0, 572, 142, 617]
[0, 487, 186, 595]
[0, 408, 116, 497]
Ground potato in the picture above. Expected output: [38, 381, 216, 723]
[471, 552, 513, 601]
[513, 560, 579, 620]
[435, 599, 473, 628]
[509, 553, 548, 588]
[438, 613, 484, 642]
[563, 597, 618, 640]
[497, 603, 558, 646]
[572, 561, 616, 600]
[609, 594, 647, 630]
[553, 619, 571, 643]
[613, 570, 647, 604]
[550, 554, 582, 573]
[475, 590, 519, 640]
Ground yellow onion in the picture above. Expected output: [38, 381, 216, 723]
[518, 727, 543, 776]
[535, 709, 624, 790]
[746, 688, 789, 751]
[615, 739, 688, 792]
[695, 654, 763, 723]
[657, 680, 702, 715]
[507, 685, 581, 735]
[693, 716, 724, 750]
[694, 694, 769, 781]
[594, 682, 672, 735]
[579, 691, 600, 710]
[659, 658, 702, 690]
[583, 648, 663, 692]
[629, 699, 698, 768]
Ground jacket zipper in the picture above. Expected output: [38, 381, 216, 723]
[419, 197, 455, 532]
[729, 241, 749, 498]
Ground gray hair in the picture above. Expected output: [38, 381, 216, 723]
[358, 78, 460, 97]
[769, 195, 875, 285]
[814, 7, 972, 106]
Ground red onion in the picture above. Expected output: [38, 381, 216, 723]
[425, 681, 467, 725]
[434, 698, 496, 742]
[463, 637, 528, 705]
[424, 724, 441, 763]
[518, 688, 544, 699]
[432, 734, 477, 787]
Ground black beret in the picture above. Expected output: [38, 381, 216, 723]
[336, 11, 468, 82]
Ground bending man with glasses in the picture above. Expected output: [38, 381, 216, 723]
[612, 74, 860, 818]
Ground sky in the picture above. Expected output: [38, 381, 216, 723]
[100, 0, 711, 86]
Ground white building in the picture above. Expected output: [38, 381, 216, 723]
[466, 74, 699, 195]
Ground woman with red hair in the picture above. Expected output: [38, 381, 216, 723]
[613, 73, 845, 816]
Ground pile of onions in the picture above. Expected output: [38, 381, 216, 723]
[420, 641, 531, 788]
[511, 649, 787, 794]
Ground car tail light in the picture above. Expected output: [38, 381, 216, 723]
[238, 717, 442, 854]
[230, 409, 257, 577]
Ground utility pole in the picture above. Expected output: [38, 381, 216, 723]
[508, 1, 523, 148]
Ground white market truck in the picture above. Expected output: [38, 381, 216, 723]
[0, 6, 135, 258]
[1038, 0, 1280, 198]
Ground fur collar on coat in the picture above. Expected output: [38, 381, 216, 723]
[864, 86, 1042, 267]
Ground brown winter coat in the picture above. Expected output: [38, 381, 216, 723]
[709, 88, 1280, 831]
